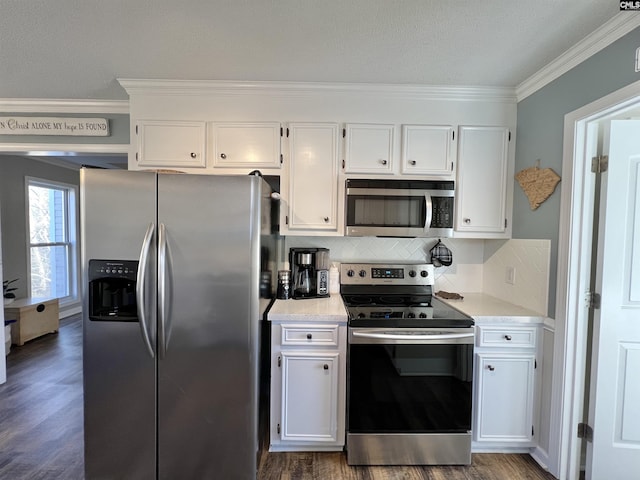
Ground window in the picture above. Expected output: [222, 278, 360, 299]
[26, 178, 78, 303]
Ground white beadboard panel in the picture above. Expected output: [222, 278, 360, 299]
[482, 239, 550, 315]
[284, 236, 484, 294]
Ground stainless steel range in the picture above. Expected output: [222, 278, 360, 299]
[341, 262, 474, 466]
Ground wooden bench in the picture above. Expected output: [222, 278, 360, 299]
[3, 297, 59, 346]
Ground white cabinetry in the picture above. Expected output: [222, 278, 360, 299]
[473, 324, 538, 450]
[455, 126, 511, 236]
[134, 120, 206, 169]
[210, 122, 282, 169]
[343, 123, 394, 174]
[283, 123, 340, 234]
[270, 321, 347, 451]
[401, 125, 455, 176]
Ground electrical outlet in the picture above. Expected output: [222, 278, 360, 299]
[506, 266, 516, 285]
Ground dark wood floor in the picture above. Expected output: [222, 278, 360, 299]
[0, 315, 557, 479]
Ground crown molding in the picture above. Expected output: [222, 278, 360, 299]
[516, 13, 640, 102]
[119, 79, 517, 103]
[0, 99, 129, 114]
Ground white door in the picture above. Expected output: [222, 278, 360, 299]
[587, 120, 640, 479]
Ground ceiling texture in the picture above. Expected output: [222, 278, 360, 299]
[0, 0, 625, 101]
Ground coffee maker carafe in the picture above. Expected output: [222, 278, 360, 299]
[290, 248, 330, 299]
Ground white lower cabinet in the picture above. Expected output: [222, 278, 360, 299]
[270, 322, 346, 451]
[473, 324, 539, 450]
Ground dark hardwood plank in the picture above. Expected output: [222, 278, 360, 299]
[0, 315, 557, 479]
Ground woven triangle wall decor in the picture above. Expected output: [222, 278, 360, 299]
[515, 160, 561, 210]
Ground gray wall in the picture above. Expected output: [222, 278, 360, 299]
[514, 27, 640, 317]
[0, 156, 79, 302]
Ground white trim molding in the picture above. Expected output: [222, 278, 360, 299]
[517, 13, 640, 102]
[0, 99, 129, 114]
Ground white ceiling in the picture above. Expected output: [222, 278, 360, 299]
[0, 0, 623, 100]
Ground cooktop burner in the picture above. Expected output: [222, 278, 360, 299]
[340, 262, 474, 328]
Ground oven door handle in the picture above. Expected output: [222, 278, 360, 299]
[350, 330, 474, 344]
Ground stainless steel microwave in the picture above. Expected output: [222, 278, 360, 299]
[345, 179, 454, 237]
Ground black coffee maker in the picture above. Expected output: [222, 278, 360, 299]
[289, 248, 330, 299]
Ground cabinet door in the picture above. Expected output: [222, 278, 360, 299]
[280, 352, 340, 443]
[401, 125, 454, 175]
[286, 123, 339, 231]
[474, 352, 535, 444]
[456, 126, 509, 233]
[343, 123, 394, 174]
[212, 122, 282, 169]
[136, 120, 206, 168]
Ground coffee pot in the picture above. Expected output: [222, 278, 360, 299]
[289, 248, 330, 299]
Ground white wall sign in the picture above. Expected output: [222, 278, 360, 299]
[0, 117, 109, 136]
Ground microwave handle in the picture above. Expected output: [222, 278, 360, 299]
[424, 194, 433, 232]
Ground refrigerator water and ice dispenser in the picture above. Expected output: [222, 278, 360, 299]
[88, 259, 139, 321]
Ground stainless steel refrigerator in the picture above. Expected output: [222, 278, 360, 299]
[80, 169, 275, 480]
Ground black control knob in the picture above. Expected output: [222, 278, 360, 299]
[407, 312, 416, 318]
[347, 269, 355, 277]
[359, 270, 367, 278]
[357, 313, 366, 319]
[420, 270, 428, 277]
[408, 270, 416, 277]
[419, 313, 427, 318]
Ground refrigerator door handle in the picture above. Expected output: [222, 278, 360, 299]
[137, 222, 155, 358]
[158, 222, 171, 359]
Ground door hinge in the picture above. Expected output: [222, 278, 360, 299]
[280, 154, 283, 164]
[135, 125, 138, 135]
[587, 292, 601, 310]
[277, 356, 281, 367]
[577, 423, 593, 442]
[285, 216, 289, 226]
[535, 359, 537, 369]
[452, 130, 455, 141]
[342, 159, 345, 169]
[532, 425, 535, 437]
[135, 152, 138, 161]
[343, 128, 346, 138]
[591, 155, 609, 173]
[451, 161, 454, 171]
[508, 130, 511, 142]
[280, 127, 283, 137]
[286, 127, 290, 138]
[504, 218, 508, 229]
[277, 423, 281, 434]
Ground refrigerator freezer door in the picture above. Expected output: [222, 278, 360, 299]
[81, 169, 157, 480]
[157, 174, 263, 480]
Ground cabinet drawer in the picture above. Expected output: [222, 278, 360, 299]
[477, 326, 537, 348]
[280, 324, 339, 347]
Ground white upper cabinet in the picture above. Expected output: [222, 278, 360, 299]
[401, 125, 455, 176]
[135, 120, 206, 169]
[211, 122, 282, 169]
[455, 126, 510, 235]
[284, 123, 339, 233]
[343, 123, 394, 174]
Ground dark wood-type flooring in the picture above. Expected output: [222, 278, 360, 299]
[0, 314, 557, 479]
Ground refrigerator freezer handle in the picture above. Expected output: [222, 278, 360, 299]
[137, 222, 155, 358]
[158, 223, 171, 359]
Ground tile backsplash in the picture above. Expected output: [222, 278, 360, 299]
[284, 236, 550, 315]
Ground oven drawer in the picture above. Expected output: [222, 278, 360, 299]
[476, 326, 537, 348]
[280, 324, 340, 347]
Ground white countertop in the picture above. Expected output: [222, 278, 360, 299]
[436, 293, 545, 324]
[267, 295, 348, 323]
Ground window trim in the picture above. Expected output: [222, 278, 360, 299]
[25, 176, 79, 306]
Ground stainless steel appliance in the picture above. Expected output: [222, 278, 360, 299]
[289, 247, 330, 299]
[345, 179, 454, 237]
[80, 170, 275, 480]
[341, 262, 474, 466]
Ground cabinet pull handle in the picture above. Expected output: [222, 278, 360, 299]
[190, 152, 197, 158]
[324, 217, 329, 223]
[381, 159, 388, 165]
[323, 364, 329, 370]
[306, 333, 312, 339]
[464, 218, 471, 224]
[487, 365, 495, 371]
[220, 153, 226, 159]
[409, 160, 417, 166]
[504, 335, 512, 341]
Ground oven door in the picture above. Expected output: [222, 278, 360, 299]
[347, 327, 474, 465]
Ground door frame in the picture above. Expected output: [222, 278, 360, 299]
[551, 79, 640, 479]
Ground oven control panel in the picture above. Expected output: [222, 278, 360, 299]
[340, 263, 434, 286]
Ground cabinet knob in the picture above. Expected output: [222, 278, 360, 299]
[464, 218, 471, 224]
[323, 364, 329, 370]
[380, 159, 388, 165]
[190, 152, 197, 158]
[306, 333, 312, 340]
[487, 365, 495, 371]
[220, 153, 227, 159]
[409, 160, 417, 166]
[504, 335, 512, 341]
[324, 217, 329, 222]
